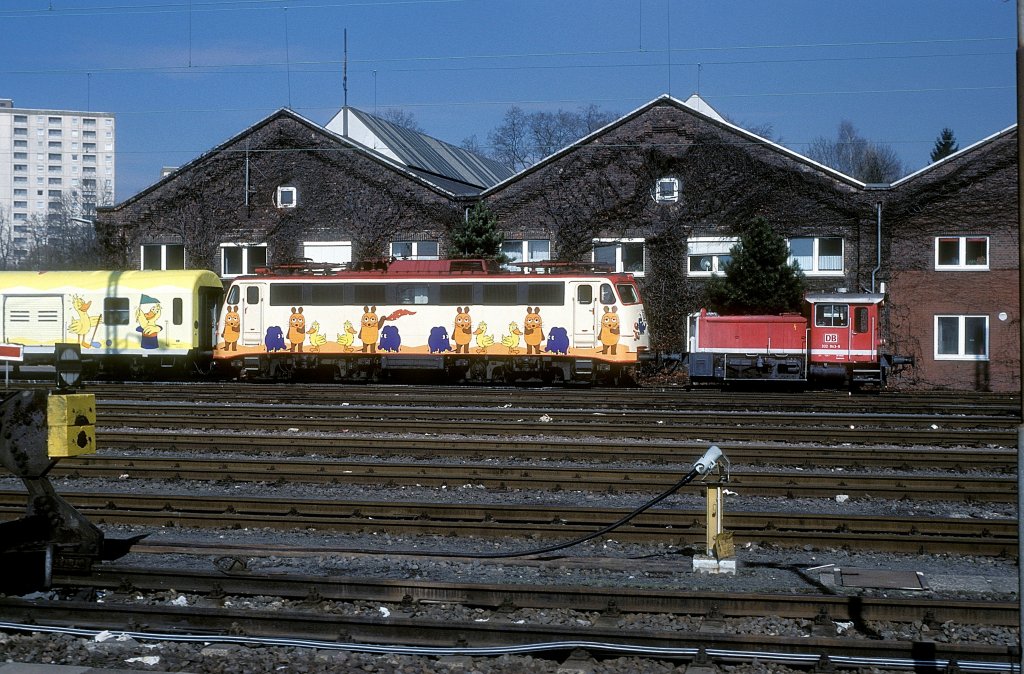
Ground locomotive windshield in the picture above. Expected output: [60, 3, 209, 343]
[815, 303, 849, 327]
[616, 284, 639, 305]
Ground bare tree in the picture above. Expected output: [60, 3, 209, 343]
[16, 188, 105, 270]
[487, 105, 619, 171]
[378, 108, 424, 133]
[487, 106, 534, 172]
[138, 173, 223, 271]
[0, 206, 16, 270]
[807, 120, 904, 183]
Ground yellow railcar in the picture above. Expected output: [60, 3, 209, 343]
[0, 270, 223, 375]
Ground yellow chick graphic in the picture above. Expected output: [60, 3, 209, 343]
[500, 321, 523, 355]
[473, 321, 495, 353]
[336, 320, 356, 352]
[135, 294, 163, 349]
[307, 321, 327, 352]
[69, 294, 101, 349]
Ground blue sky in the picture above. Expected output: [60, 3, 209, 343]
[1, 0, 1016, 201]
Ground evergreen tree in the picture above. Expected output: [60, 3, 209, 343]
[704, 218, 806, 315]
[930, 127, 960, 163]
[449, 202, 507, 261]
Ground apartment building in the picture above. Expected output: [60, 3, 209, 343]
[0, 98, 115, 257]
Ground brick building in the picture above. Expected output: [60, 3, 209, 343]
[884, 127, 1018, 391]
[481, 96, 889, 351]
[96, 108, 508, 277]
[95, 96, 1018, 391]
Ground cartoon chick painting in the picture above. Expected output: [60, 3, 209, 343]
[69, 294, 101, 349]
[136, 294, 162, 349]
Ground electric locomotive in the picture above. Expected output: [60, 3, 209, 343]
[214, 258, 650, 384]
[686, 292, 912, 387]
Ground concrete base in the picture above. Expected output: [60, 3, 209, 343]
[692, 555, 736, 575]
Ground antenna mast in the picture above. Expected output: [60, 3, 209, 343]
[343, 29, 349, 137]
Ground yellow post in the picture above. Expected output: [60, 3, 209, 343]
[705, 483, 722, 557]
[47, 393, 97, 458]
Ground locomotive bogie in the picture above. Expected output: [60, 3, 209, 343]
[0, 271, 224, 376]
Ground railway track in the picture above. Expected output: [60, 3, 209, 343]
[97, 402, 1017, 446]
[53, 454, 1017, 502]
[58, 562, 1022, 626]
[4, 384, 1019, 672]
[98, 428, 1017, 471]
[3, 593, 1016, 669]
[0, 490, 1014, 556]
[76, 382, 1023, 416]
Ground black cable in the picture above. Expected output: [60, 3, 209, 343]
[457, 467, 701, 559]
[216, 465, 708, 573]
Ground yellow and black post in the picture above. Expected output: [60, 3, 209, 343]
[47, 392, 96, 458]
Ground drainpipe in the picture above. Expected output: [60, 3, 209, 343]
[1015, 6, 1023, 672]
[871, 202, 882, 294]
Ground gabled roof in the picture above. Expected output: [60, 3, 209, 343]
[890, 124, 1017, 187]
[326, 107, 514, 194]
[101, 108, 467, 212]
[482, 93, 867, 194]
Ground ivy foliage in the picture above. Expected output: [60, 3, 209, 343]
[704, 217, 806, 315]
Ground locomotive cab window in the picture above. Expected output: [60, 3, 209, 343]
[577, 285, 593, 304]
[815, 303, 848, 327]
[600, 284, 615, 305]
[226, 285, 240, 305]
[854, 307, 869, 333]
[616, 284, 639, 305]
[172, 298, 183, 325]
[245, 286, 259, 305]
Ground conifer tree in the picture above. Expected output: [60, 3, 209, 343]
[449, 202, 507, 261]
[930, 128, 960, 163]
[704, 218, 806, 315]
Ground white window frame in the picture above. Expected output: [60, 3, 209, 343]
[687, 237, 737, 276]
[390, 240, 440, 260]
[275, 186, 297, 208]
[140, 243, 185, 271]
[934, 314, 989, 361]
[303, 241, 352, 265]
[220, 243, 268, 278]
[934, 236, 989, 271]
[501, 239, 551, 270]
[592, 238, 646, 277]
[788, 236, 844, 275]
[654, 177, 679, 203]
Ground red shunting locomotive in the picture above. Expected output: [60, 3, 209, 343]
[686, 293, 912, 387]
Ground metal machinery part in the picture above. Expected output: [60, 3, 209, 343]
[0, 389, 140, 594]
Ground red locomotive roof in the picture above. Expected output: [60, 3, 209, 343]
[244, 258, 637, 281]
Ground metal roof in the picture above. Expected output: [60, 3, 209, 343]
[345, 108, 514, 191]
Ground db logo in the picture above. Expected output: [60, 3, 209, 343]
[823, 333, 839, 344]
